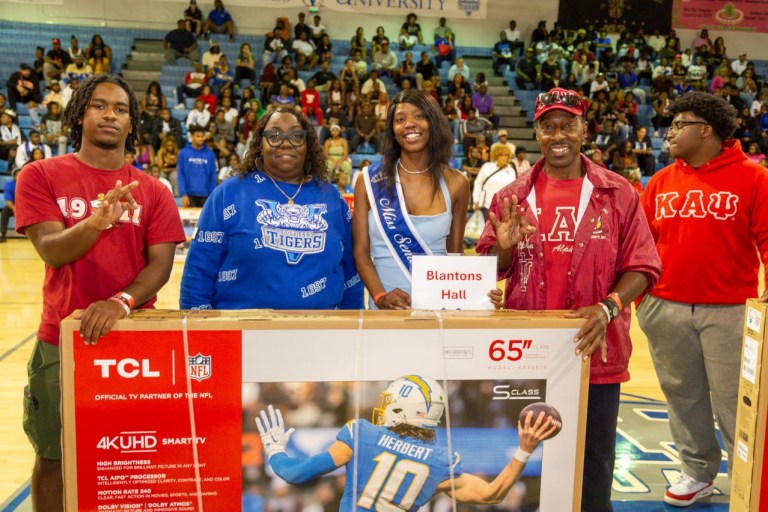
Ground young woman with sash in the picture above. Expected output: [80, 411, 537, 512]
[352, 89, 471, 310]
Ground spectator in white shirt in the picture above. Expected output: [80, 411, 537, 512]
[361, 69, 386, 96]
[292, 31, 318, 70]
[731, 51, 748, 76]
[512, 146, 531, 174]
[14, 130, 52, 169]
[309, 15, 327, 45]
[60, 77, 79, 109]
[490, 129, 516, 157]
[472, 144, 517, 218]
[448, 57, 471, 81]
[186, 99, 211, 139]
[504, 19, 524, 55]
[372, 41, 398, 77]
[589, 73, 610, 98]
[0, 109, 23, 164]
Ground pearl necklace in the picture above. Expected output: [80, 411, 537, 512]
[397, 158, 430, 175]
[266, 172, 305, 204]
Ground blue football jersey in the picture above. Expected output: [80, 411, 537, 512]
[337, 419, 463, 511]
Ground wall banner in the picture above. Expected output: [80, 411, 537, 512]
[158, 0, 486, 18]
[672, 0, 768, 33]
[559, 0, 674, 34]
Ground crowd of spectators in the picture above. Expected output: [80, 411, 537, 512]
[497, 21, 767, 188]
[4, 11, 768, 208]
[153, 9, 486, 199]
[2, 32, 119, 173]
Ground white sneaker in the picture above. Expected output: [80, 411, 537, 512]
[664, 473, 714, 506]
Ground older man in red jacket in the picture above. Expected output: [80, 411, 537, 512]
[477, 87, 662, 512]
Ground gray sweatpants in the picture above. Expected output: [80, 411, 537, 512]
[636, 294, 743, 482]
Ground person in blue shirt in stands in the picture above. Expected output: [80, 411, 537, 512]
[180, 107, 363, 310]
[1, 167, 21, 243]
[177, 124, 217, 207]
[203, 0, 235, 40]
[256, 375, 556, 511]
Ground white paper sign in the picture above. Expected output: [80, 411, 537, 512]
[742, 335, 759, 384]
[746, 306, 763, 332]
[411, 255, 498, 310]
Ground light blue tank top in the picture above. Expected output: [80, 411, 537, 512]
[368, 176, 452, 308]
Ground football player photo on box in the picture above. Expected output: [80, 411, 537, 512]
[247, 377, 562, 512]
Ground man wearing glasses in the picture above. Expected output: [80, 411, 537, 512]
[476, 87, 661, 512]
[638, 91, 768, 507]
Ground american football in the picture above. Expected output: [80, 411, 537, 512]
[519, 402, 563, 439]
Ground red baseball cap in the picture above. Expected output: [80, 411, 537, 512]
[533, 87, 587, 121]
[52, 38, 61, 44]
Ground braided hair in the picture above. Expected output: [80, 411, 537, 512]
[62, 74, 140, 154]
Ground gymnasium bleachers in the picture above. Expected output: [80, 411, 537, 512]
[2, 19, 767, 187]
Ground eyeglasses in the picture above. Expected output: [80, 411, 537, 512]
[670, 120, 708, 132]
[263, 130, 307, 147]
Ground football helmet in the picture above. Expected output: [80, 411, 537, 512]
[372, 375, 446, 430]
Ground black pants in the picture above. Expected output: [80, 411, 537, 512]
[582, 383, 620, 512]
[1, 206, 14, 236]
[187, 196, 207, 208]
[176, 84, 203, 103]
[637, 153, 656, 176]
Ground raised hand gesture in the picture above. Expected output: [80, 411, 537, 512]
[256, 405, 295, 460]
[86, 180, 139, 231]
[488, 195, 536, 251]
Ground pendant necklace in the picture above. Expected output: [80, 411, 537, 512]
[397, 158, 430, 175]
[266, 172, 305, 204]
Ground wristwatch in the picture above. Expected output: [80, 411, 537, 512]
[600, 298, 619, 321]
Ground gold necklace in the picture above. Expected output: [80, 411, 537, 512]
[266, 173, 305, 204]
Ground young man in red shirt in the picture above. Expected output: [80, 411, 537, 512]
[639, 91, 768, 507]
[15, 74, 185, 511]
[476, 87, 661, 512]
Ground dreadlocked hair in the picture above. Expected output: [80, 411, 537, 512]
[235, 107, 328, 182]
[667, 91, 738, 141]
[62, 74, 140, 154]
[389, 423, 436, 443]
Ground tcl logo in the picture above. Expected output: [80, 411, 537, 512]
[94, 358, 160, 378]
[488, 339, 533, 362]
[492, 385, 540, 400]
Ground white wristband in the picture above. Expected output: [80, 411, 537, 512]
[109, 297, 131, 317]
[597, 302, 611, 321]
[513, 448, 531, 463]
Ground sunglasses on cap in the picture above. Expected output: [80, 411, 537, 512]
[537, 92, 582, 109]
[534, 91, 586, 116]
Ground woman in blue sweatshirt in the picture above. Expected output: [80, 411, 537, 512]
[180, 107, 363, 310]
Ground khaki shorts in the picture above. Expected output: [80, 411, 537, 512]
[23, 339, 62, 460]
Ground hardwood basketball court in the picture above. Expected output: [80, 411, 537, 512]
[1, 237, 755, 511]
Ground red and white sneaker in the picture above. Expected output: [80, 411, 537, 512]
[664, 473, 714, 506]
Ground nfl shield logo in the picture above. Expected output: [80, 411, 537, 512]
[188, 353, 212, 381]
